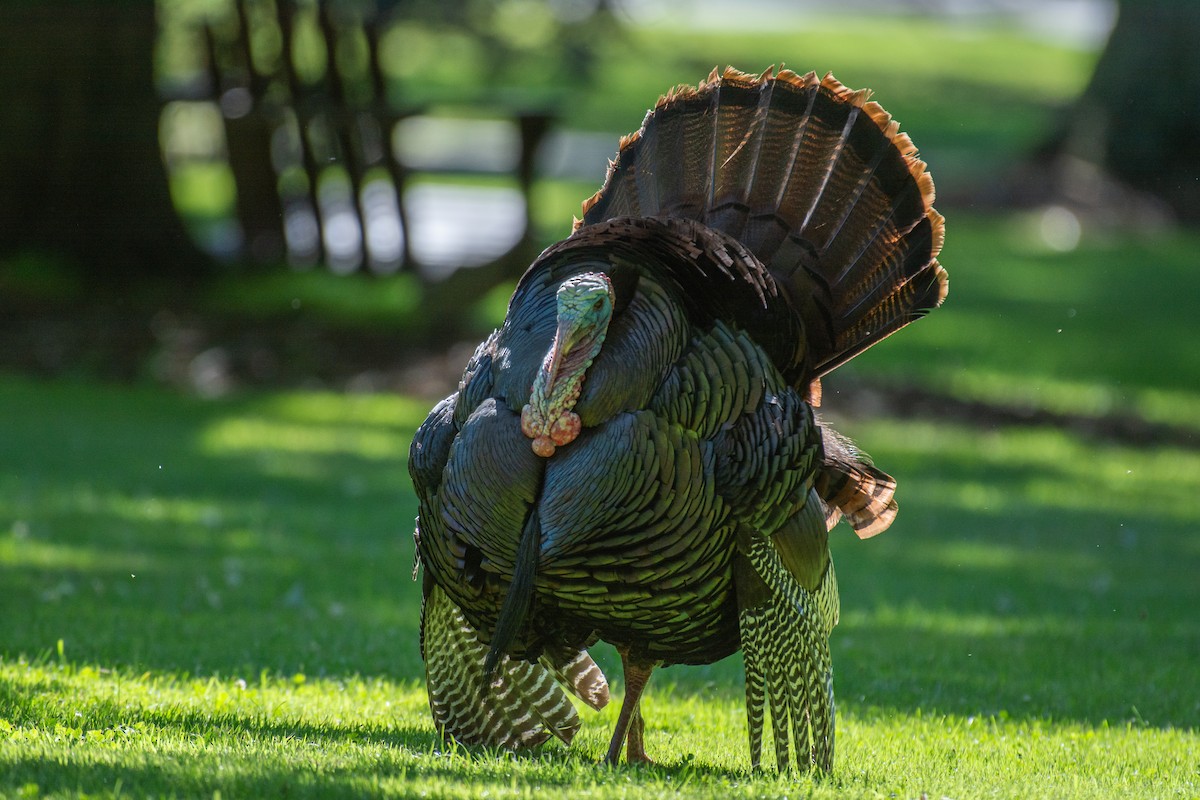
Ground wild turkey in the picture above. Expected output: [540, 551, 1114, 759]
[410, 66, 946, 770]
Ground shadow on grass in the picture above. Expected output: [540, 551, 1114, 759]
[2, 376, 1197, 744]
[3, 754, 755, 800]
[2, 685, 758, 797]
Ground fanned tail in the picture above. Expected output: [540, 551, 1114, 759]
[420, 583, 609, 749]
[580, 66, 947, 379]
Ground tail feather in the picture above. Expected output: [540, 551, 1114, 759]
[729, 484, 835, 772]
[740, 616, 767, 768]
[708, 70, 776, 239]
[580, 66, 947, 381]
[818, 425, 899, 539]
[637, 68, 729, 219]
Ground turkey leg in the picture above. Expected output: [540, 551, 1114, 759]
[626, 702, 649, 763]
[604, 651, 655, 765]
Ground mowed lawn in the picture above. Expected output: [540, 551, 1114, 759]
[3, 12, 1199, 797]
[1, 212, 1198, 799]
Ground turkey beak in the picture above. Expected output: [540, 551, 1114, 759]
[545, 318, 577, 388]
[556, 317, 585, 357]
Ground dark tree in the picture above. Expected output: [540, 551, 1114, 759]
[1040, 0, 1200, 223]
[0, 2, 212, 285]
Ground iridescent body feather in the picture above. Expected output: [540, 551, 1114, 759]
[410, 67, 947, 770]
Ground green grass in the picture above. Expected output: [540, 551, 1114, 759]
[5, 211, 1200, 800]
[2, 279, 1198, 798]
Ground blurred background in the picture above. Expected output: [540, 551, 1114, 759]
[1, 0, 1195, 400]
[2, 6, 1199, 788]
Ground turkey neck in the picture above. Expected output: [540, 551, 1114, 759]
[532, 321, 602, 409]
[521, 272, 614, 458]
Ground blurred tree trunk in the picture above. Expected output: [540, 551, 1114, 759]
[1039, 0, 1200, 223]
[0, 2, 212, 286]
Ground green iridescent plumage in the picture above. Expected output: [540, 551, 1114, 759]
[410, 66, 946, 771]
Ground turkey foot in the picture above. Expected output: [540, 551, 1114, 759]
[625, 705, 654, 764]
[604, 652, 655, 765]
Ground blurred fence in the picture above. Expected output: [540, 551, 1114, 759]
[159, 0, 612, 278]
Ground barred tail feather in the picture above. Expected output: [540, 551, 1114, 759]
[741, 617, 767, 768]
[818, 425, 899, 539]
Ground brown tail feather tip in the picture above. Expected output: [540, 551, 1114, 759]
[847, 500, 898, 539]
[817, 462, 899, 539]
[577, 65, 946, 273]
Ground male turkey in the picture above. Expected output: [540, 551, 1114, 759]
[410, 66, 946, 771]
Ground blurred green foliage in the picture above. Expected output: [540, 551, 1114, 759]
[157, 5, 1097, 250]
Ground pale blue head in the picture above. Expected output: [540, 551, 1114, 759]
[554, 272, 615, 355]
